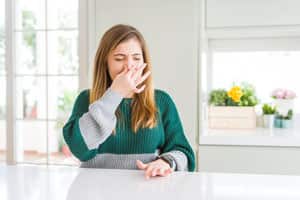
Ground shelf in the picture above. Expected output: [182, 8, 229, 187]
[200, 127, 300, 147]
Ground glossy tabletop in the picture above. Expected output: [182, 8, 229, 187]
[1, 165, 300, 200]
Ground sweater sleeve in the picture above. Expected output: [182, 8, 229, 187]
[62, 88, 123, 161]
[158, 90, 196, 172]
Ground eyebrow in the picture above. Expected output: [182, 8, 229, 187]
[113, 53, 142, 56]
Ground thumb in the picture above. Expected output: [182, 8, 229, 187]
[120, 67, 128, 75]
[136, 160, 147, 170]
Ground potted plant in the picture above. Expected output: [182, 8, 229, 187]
[208, 82, 259, 129]
[262, 103, 276, 129]
[275, 109, 293, 128]
[272, 88, 296, 116]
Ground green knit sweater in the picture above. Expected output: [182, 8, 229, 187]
[63, 88, 195, 171]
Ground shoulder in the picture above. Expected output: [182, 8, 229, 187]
[72, 89, 90, 115]
[154, 89, 177, 111]
[155, 89, 173, 102]
[75, 89, 90, 103]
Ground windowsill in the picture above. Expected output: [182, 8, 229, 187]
[199, 127, 300, 147]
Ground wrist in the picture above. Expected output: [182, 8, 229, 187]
[158, 155, 176, 170]
[110, 86, 126, 98]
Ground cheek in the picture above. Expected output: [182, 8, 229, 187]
[108, 61, 124, 80]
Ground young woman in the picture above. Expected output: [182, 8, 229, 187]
[63, 24, 195, 179]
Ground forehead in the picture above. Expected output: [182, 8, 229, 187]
[113, 38, 142, 54]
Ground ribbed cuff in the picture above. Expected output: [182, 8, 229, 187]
[95, 87, 124, 111]
[80, 88, 124, 150]
[160, 151, 188, 171]
[79, 113, 112, 150]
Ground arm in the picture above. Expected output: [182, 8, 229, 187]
[62, 88, 123, 161]
[159, 91, 195, 172]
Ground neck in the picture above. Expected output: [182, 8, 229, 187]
[125, 92, 134, 98]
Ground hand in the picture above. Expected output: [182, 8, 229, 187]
[110, 63, 151, 97]
[136, 159, 173, 179]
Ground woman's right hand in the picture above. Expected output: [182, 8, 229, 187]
[110, 63, 151, 97]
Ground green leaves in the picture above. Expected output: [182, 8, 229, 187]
[209, 89, 228, 106]
[240, 82, 259, 106]
[262, 104, 276, 115]
[209, 82, 259, 107]
[276, 109, 293, 120]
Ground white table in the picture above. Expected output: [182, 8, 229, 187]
[1, 165, 300, 200]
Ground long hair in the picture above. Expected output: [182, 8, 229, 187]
[89, 24, 157, 132]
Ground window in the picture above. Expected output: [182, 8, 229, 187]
[212, 51, 299, 111]
[206, 38, 300, 129]
[13, 0, 79, 165]
[0, 0, 6, 162]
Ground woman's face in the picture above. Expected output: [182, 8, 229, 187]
[107, 38, 144, 80]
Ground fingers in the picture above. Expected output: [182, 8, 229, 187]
[138, 160, 173, 179]
[163, 168, 173, 176]
[158, 168, 171, 177]
[145, 165, 154, 179]
[146, 167, 172, 179]
[135, 71, 151, 86]
[133, 70, 150, 93]
[116, 66, 128, 77]
[136, 160, 148, 170]
[120, 63, 150, 94]
[151, 167, 157, 177]
[126, 66, 135, 78]
[134, 85, 146, 94]
[131, 63, 147, 80]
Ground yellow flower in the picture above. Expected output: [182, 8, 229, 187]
[227, 86, 243, 103]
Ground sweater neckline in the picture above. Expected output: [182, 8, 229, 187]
[122, 98, 133, 104]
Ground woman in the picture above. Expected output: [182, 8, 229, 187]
[63, 24, 195, 179]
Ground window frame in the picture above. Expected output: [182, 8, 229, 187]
[5, 0, 88, 165]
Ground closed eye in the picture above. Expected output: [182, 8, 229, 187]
[115, 58, 124, 61]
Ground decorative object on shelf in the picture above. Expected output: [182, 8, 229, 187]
[271, 88, 296, 116]
[262, 103, 276, 129]
[208, 83, 259, 129]
[274, 109, 293, 129]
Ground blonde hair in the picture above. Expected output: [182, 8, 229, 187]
[90, 24, 157, 132]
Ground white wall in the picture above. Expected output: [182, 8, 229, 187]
[86, 0, 200, 149]
[200, 0, 300, 175]
[199, 145, 300, 175]
[83, 0, 300, 174]
[206, 0, 300, 28]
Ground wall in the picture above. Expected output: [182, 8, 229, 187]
[83, 0, 300, 174]
[86, 0, 200, 149]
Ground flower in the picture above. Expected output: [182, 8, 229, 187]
[271, 88, 296, 99]
[209, 82, 259, 106]
[227, 86, 243, 103]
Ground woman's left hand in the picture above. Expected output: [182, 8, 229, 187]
[136, 159, 173, 179]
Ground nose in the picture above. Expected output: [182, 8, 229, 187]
[125, 57, 135, 70]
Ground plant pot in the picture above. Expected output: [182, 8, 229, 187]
[274, 99, 294, 116]
[281, 119, 293, 128]
[208, 106, 256, 129]
[263, 114, 275, 129]
[274, 118, 282, 128]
